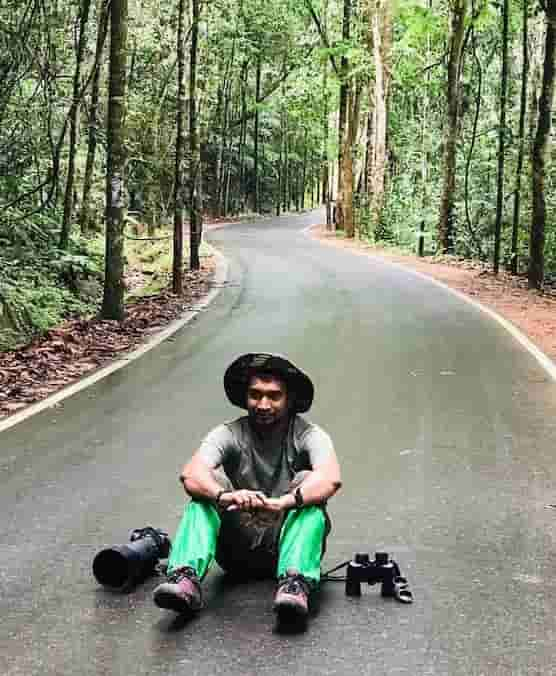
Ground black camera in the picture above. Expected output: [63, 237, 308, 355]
[93, 527, 171, 592]
[345, 552, 412, 603]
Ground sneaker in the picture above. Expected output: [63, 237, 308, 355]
[153, 566, 202, 614]
[273, 569, 312, 622]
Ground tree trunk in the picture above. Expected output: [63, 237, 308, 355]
[224, 141, 233, 216]
[214, 81, 224, 214]
[365, 109, 373, 195]
[321, 1, 331, 228]
[493, 0, 509, 274]
[173, 0, 187, 294]
[528, 0, 556, 289]
[368, 0, 393, 236]
[253, 55, 262, 213]
[342, 83, 362, 238]
[511, 0, 529, 274]
[336, 0, 351, 230]
[189, 0, 202, 271]
[419, 0, 433, 255]
[80, 0, 109, 234]
[437, 0, 468, 253]
[283, 109, 289, 211]
[277, 137, 282, 216]
[301, 129, 307, 210]
[463, 26, 484, 257]
[216, 45, 235, 216]
[238, 62, 248, 211]
[311, 159, 315, 208]
[60, 0, 92, 249]
[101, 0, 128, 320]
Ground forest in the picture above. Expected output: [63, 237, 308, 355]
[0, 0, 555, 350]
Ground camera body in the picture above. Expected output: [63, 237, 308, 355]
[345, 552, 401, 597]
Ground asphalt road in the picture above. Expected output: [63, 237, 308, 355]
[2, 210, 556, 676]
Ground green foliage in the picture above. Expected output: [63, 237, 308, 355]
[0, 231, 103, 351]
[2, 0, 555, 347]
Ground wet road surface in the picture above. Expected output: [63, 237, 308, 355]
[2, 210, 556, 675]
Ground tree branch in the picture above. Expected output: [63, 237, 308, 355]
[229, 47, 315, 129]
[303, 0, 340, 76]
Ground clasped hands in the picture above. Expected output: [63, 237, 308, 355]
[218, 489, 293, 513]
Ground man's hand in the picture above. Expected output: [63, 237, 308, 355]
[258, 494, 296, 513]
[219, 489, 267, 512]
[219, 491, 296, 513]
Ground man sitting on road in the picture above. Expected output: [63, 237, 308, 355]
[153, 353, 341, 623]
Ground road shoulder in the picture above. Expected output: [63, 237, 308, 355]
[0, 247, 228, 431]
[310, 223, 556, 370]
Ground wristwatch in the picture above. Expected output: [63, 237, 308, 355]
[294, 487, 304, 509]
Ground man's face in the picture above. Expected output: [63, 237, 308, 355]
[246, 375, 289, 427]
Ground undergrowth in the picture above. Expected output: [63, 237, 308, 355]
[0, 219, 209, 352]
[0, 228, 104, 351]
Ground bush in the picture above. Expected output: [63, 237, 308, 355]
[0, 231, 103, 351]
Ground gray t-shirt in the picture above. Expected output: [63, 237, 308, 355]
[198, 415, 335, 497]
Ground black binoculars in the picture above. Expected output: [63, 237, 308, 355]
[93, 527, 171, 592]
[345, 552, 413, 603]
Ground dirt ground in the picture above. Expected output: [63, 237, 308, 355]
[312, 224, 556, 364]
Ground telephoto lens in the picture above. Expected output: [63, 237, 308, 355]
[93, 527, 171, 592]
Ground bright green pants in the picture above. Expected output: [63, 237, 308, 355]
[168, 500, 327, 584]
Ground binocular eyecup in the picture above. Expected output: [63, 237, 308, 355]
[93, 527, 171, 593]
[345, 552, 413, 603]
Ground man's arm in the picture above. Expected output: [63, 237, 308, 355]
[180, 451, 266, 510]
[263, 422, 341, 512]
[291, 452, 342, 505]
[180, 452, 223, 501]
[266, 452, 341, 512]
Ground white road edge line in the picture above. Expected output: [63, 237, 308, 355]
[303, 224, 556, 383]
[0, 246, 229, 434]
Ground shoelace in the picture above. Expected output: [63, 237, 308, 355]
[167, 566, 197, 584]
[280, 575, 309, 596]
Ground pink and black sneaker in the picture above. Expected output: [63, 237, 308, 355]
[153, 566, 202, 614]
[273, 569, 312, 623]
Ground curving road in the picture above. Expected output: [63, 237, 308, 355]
[2, 210, 556, 675]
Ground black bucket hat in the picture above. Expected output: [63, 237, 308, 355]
[224, 353, 314, 414]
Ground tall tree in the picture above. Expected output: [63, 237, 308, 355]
[323, 61, 332, 227]
[341, 82, 363, 237]
[335, 0, 352, 231]
[528, 0, 556, 289]
[173, 0, 188, 294]
[189, 0, 202, 271]
[367, 0, 393, 235]
[493, 0, 510, 274]
[60, 0, 93, 249]
[80, 0, 109, 234]
[511, 0, 529, 274]
[101, 0, 128, 320]
[438, 0, 468, 253]
[253, 55, 262, 213]
[321, 0, 332, 228]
